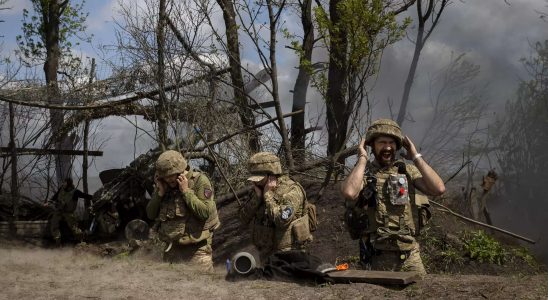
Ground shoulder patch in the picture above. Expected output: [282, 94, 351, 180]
[281, 206, 293, 220]
[203, 188, 213, 199]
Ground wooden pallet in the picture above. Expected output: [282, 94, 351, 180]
[326, 270, 420, 285]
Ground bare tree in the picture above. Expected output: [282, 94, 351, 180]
[215, 0, 261, 152]
[16, 0, 91, 184]
[396, 0, 450, 126]
[417, 53, 488, 176]
[288, 0, 315, 161]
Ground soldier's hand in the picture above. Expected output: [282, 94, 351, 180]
[253, 183, 263, 198]
[402, 135, 418, 160]
[263, 175, 278, 194]
[177, 173, 189, 193]
[154, 173, 166, 197]
[358, 139, 368, 161]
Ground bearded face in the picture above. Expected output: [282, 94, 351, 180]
[373, 136, 397, 166]
[163, 174, 179, 189]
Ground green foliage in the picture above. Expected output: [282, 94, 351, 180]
[440, 247, 465, 269]
[462, 230, 507, 265]
[509, 247, 538, 268]
[314, 0, 410, 71]
[16, 0, 91, 68]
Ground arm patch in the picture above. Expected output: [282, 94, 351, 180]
[203, 188, 213, 199]
[281, 206, 293, 220]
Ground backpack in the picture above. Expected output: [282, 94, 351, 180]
[295, 181, 318, 232]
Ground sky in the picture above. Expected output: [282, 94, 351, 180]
[0, 0, 547, 181]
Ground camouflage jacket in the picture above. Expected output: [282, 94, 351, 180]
[146, 170, 219, 245]
[240, 175, 311, 253]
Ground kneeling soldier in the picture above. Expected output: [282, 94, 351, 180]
[147, 150, 220, 271]
[240, 152, 313, 264]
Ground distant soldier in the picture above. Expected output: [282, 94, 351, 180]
[46, 177, 93, 245]
[240, 152, 313, 263]
[340, 119, 445, 275]
[95, 203, 121, 236]
[146, 150, 220, 271]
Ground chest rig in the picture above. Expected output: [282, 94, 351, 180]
[346, 160, 418, 251]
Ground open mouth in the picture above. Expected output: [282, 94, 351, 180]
[380, 151, 393, 161]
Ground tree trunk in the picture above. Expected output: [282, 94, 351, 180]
[43, 0, 71, 184]
[267, 0, 293, 169]
[156, 0, 168, 149]
[397, 0, 448, 127]
[396, 8, 425, 126]
[83, 58, 96, 194]
[290, 0, 314, 162]
[9, 103, 18, 222]
[326, 0, 349, 158]
[216, 0, 260, 152]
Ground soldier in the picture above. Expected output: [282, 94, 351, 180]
[146, 150, 220, 271]
[95, 203, 121, 237]
[46, 177, 93, 245]
[340, 119, 445, 275]
[240, 152, 313, 264]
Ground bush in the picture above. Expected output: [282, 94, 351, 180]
[462, 230, 507, 265]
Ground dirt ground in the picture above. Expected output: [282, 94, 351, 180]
[2, 181, 547, 299]
[0, 244, 547, 300]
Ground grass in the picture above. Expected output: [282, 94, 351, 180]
[509, 247, 539, 269]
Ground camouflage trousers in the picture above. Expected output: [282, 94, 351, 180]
[369, 244, 426, 276]
[163, 236, 214, 272]
[50, 211, 83, 242]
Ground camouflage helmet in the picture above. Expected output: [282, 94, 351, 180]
[155, 150, 188, 178]
[247, 152, 283, 182]
[365, 118, 403, 149]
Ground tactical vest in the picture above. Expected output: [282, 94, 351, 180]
[157, 171, 220, 244]
[251, 175, 312, 252]
[58, 188, 76, 213]
[364, 160, 418, 251]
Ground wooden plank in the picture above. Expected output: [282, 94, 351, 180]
[326, 270, 420, 285]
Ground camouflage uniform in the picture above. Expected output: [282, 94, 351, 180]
[146, 150, 220, 272]
[240, 152, 313, 263]
[96, 207, 120, 236]
[351, 119, 429, 275]
[49, 186, 92, 243]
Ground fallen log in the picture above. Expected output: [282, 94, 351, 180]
[430, 199, 536, 244]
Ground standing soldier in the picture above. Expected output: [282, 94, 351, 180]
[146, 150, 220, 271]
[240, 152, 313, 264]
[46, 177, 93, 245]
[340, 119, 445, 275]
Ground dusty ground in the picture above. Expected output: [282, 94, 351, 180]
[1, 244, 547, 300]
[2, 182, 547, 299]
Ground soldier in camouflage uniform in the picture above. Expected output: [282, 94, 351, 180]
[146, 150, 220, 271]
[340, 119, 445, 275]
[96, 203, 120, 236]
[240, 152, 313, 264]
[46, 178, 93, 245]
